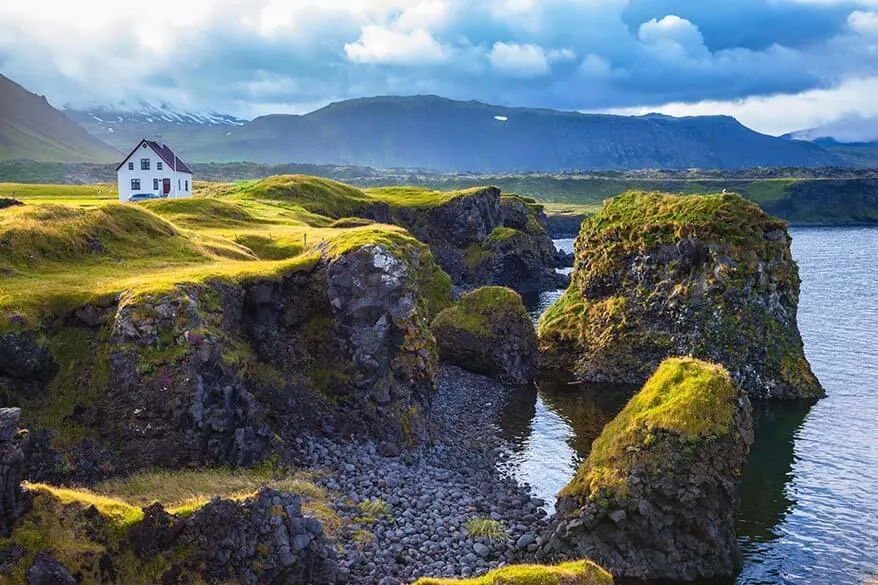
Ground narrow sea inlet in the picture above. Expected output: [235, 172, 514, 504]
[507, 228, 878, 585]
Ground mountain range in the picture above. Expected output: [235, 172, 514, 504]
[0, 73, 866, 170]
[0, 75, 119, 163]
[64, 103, 246, 154]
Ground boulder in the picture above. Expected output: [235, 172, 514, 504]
[26, 553, 76, 585]
[539, 191, 823, 399]
[432, 287, 538, 385]
[543, 358, 754, 581]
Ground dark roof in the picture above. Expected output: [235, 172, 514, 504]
[115, 139, 193, 174]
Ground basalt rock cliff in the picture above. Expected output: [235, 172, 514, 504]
[0, 234, 452, 481]
[538, 191, 822, 399]
[543, 358, 754, 581]
[363, 188, 564, 293]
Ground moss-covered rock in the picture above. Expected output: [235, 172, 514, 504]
[0, 232, 452, 479]
[539, 191, 822, 400]
[2, 485, 339, 585]
[413, 560, 613, 585]
[543, 358, 754, 581]
[432, 287, 537, 385]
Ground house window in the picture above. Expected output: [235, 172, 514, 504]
[128, 162, 134, 170]
[153, 179, 159, 190]
[157, 162, 163, 170]
[141, 158, 150, 170]
[131, 179, 141, 191]
[185, 180, 188, 191]
[178, 179, 181, 190]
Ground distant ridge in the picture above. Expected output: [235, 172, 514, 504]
[65, 102, 246, 155]
[0, 75, 119, 163]
[175, 95, 845, 170]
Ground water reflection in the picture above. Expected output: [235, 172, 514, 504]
[501, 232, 878, 584]
[737, 401, 813, 547]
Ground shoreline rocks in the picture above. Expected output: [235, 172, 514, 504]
[298, 366, 553, 584]
[432, 287, 538, 386]
[543, 358, 754, 581]
[539, 191, 823, 400]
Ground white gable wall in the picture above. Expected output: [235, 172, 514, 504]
[117, 141, 193, 202]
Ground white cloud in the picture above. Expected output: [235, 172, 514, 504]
[489, 42, 550, 77]
[395, 0, 451, 31]
[848, 10, 878, 35]
[638, 15, 709, 59]
[345, 26, 447, 65]
[604, 76, 878, 136]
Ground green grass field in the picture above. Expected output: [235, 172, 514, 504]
[0, 176, 495, 328]
[0, 182, 118, 206]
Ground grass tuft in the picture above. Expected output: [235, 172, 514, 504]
[465, 518, 507, 542]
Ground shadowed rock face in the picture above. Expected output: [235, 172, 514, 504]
[431, 286, 538, 386]
[0, 408, 26, 538]
[542, 358, 755, 581]
[386, 188, 565, 294]
[539, 192, 822, 400]
[2, 241, 450, 479]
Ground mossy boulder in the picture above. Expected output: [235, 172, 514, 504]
[539, 191, 822, 399]
[543, 358, 754, 581]
[432, 287, 538, 385]
[414, 560, 613, 585]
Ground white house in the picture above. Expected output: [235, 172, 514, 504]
[117, 139, 193, 202]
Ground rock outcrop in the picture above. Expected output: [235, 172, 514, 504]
[543, 358, 754, 581]
[376, 188, 565, 293]
[539, 191, 823, 399]
[7, 485, 338, 585]
[413, 560, 613, 584]
[431, 287, 538, 386]
[0, 198, 23, 210]
[132, 488, 339, 585]
[0, 408, 26, 538]
[2, 235, 452, 478]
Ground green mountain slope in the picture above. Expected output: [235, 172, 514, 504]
[0, 75, 120, 163]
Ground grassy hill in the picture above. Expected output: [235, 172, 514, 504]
[0, 176, 507, 326]
[0, 75, 120, 163]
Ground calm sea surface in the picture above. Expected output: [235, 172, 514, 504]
[503, 228, 878, 585]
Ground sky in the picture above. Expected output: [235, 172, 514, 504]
[2, 0, 878, 137]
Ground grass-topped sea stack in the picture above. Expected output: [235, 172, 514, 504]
[431, 286, 538, 385]
[543, 358, 754, 581]
[538, 191, 822, 399]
